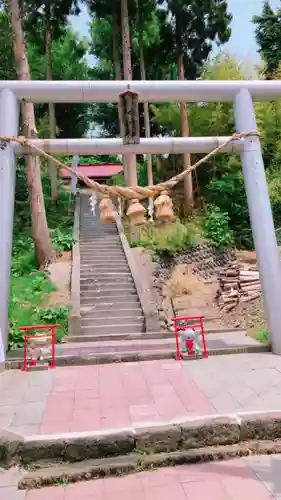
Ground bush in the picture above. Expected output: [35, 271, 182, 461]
[203, 205, 233, 249]
[130, 220, 198, 257]
[207, 171, 253, 248]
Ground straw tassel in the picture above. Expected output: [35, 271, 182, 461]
[99, 196, 118, 223]
[154, 190, 175, 222]
[126, 199, 146, 226]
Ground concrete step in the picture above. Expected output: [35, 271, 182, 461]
[80, 278, 133, 288]
[80, 289, 137, 298]
[80, 259, 127, 265]
[81, 306, 142, 318]
[81, 323, 145, 335]
[80, 282, 134, 291]
[80, 295, 141, 306]
[81, 315, 144, 327]
[80, 240, 122, 245]
[81, 287, 136, 295]
[80, 240, 122, 244]
[80, 252, 126, 258]
[80, 269, 130, 276]
[68, 331, 168, 342]
[81, 265, 130, 271]
[80, 273, 132, 281]
[80, 239, 121, 244]
[80, 255, 126, 261]
[80, 263, 129, 270]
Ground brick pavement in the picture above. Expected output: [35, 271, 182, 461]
[0, 360, 215, 436]
[3, 353, 281, 436]
[3, 455, 281, 499]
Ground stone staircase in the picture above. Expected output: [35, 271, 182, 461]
[74, 193, 145, 341]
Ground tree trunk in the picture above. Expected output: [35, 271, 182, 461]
[178, 54, 194, 209]
[46, 27, 58, 204]
[120, 0, 138, 187]
[140, 46, 153, 215]
[8, 0, 54, 265]
[112, 7, 128, 185]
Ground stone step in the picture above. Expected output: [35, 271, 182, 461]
[80, 255, 126, 261]
[80, 278, 134, 290]
[80, 262, 129, 269]
[81, 280, 135, 288]
[68, 331, 168, 342]
[79, 232, 119, 238]
[81, 287, 136, 295]
[80, 228, 118, 232]
[80, 289, 137, 298]
[80, 272, 131, 279]
[80, 267, 130, 280]
[80, 238, 121, 243]
[80, 239, 121, 243]
[80, 275, 133, 284]
[80, 248, 124, 254]
[81, 306, 142, 318]
[81, 260, 128, 271]
[80, 242, 123, 253]
[80, 256, 127, 263]
[80, 295, 141, 306]
[81, 323, 145, 335]
[81, 265, 130, 271]
[80, 271, 130, 278]
[81, 315, 144, 327]
[80, 273, 132, 281]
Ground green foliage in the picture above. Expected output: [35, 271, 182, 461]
[9, 160, 73, 349]
[88, 1, 232, 135]
[38, 306, 69, 342]
[206, 171, 253, 249]
[0, 8, 91, 139]
[256, 328, 269, 345]
[253, 1, 281, 76]
[203, 205, 233, 249]
[130, 220, 198, 257]
[8, 271, 56, 350]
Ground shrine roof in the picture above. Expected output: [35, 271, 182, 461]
[60, 164, 123, 179]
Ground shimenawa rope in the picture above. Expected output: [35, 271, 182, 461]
[0, 131, 258, 201]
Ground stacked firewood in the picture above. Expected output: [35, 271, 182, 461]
[215, 262, 261, 312]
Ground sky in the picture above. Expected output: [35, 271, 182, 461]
[70, 0, 281, 66]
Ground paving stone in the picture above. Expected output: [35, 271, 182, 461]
[19, 457, 281, 499]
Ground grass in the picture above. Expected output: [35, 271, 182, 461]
[128, 218, 201, 257]
[8, 270, 70, 350]
[8, 185, 74, 350]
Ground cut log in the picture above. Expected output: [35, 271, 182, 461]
[222, 302, 238, 312]
[240, 271, 260, 278]
[219, 270, 239, 277]
[240, 292, 261, 303]
[239, 277, 260, 284]
[240, 284, 261, 292]
[219, 277, 240, 283]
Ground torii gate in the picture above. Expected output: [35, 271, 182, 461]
[0, 80, 281, 355]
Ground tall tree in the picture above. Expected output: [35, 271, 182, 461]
[253, 1, 281, 77]
[136, 0, 160, 213]
[157, 0, 232, 209]
[24, 0, 81, 203]
[7, 0, 54, 265]
[87, 0, 130, 182]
